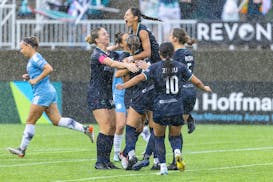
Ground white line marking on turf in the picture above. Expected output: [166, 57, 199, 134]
[185, 146, 273, 154]
[0, 158, 94, 168]
[1, 146, 272, 157]
[0, 148, 95, 157]
[1, 146, 273, 167]
[53, 162, 273, 182]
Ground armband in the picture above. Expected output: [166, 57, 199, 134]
[98, 55, 107, 64]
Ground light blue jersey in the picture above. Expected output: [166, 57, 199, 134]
[27, 53, 57, 106]
[112, 69, 126, 113]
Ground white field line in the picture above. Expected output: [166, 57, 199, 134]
[1, 146, 273, 167]
[0, 148, 95, 157]
[53, 162, 273, 182]
[0, 158, 94, 167]
[183, 146, 273, 155]
[0, 145, 272, 157]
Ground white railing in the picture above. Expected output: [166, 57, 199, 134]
[0, 3, 16, 49]
[15, 19, 197, 50]
[1, 0, 196, 50]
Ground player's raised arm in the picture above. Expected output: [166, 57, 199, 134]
[189, 75, 212, 93]
[116, 73, 146, 90]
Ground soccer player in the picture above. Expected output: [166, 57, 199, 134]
[168, 28, 197, 170]
[116, 42, 212, 175]
[85, 27, 138, 169]
[119, 7, 161, 170]
[8, 36, 94, 158]
[112, 32, 136, 162]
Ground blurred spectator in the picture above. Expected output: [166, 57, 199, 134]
[87, 0, 110, 19]
[179, 0, 198, 19]
[222, 0, 240, 21]
[158, 0, 181, 41]
[264, 0, 273, 20]
[247, 0, 264, 21]
[261, 0, 272, 15]
[194, 0, 226, 20]
[67, 0, 84, 18]
[18, 0, 33, 18]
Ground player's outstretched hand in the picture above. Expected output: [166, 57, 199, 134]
[126, 63, 139, 73]
[204, 86, 212, 93]
[135, 60, 150, 70]
[22, 74, 29, 81]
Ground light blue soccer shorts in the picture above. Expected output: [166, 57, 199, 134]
[32, 91, 57, 107]
[113, 94, 126, 113]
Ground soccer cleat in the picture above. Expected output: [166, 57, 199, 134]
[187, 114, 196, 134]
[167, 162, 178, 170]
[126, 156, 138, 170]
[120, 153, 128, 169]
[7, 147, 26, 158]
[84, 125, 94, 143]
[106, 162, 120, 169]
[113, 152, 121, 162]
[132, 158, 150, 170]
[175, 150, 186, 171]
[150, 163, 160, 170]
[94, 162, 110, 169]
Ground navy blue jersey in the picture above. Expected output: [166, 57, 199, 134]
[173, 48, 195, 87]
[143, 60, 192, 117]
[88, 47, 119, 98]
[131, 24, 160, 64]
[173, 48, 194, 73]
[173, 48, 196, 113]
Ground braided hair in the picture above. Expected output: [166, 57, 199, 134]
[129, 7, 162, 22]
[159, 42, 175, 78]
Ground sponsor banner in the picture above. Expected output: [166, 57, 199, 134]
[0, 81, 62, 124]
[197, 22, 273, 45]
[192, 81, 273, 124]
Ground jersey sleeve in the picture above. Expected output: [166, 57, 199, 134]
[92, 50, 107, 64]
[143, 64, 155, 80]
[32, 54, 47, 70]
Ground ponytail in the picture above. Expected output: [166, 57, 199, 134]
[85, 27, 102, 45]
[141, 14, 162, 22]
[163, 57, 173, 77]
[159, 42, 174, 78]
[130, 7, 162, 22]
[172, 28, 196, 45]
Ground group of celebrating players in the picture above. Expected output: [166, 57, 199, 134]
[8, 7, 212, 176]
[85, 7, 212, 175]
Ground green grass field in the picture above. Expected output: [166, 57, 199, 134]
[1, 124, 273, 182]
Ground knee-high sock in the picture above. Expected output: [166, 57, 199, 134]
[168, 134, 183, 163]
[113, 134, 123, 153]
[96, 133, 114, 163]
[122, 125, 140, 157]
[144, 127, 155, 158]
[58, 117, 84, 132]
[20, 124, 35, 150]
[154, 135, 166, 163]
